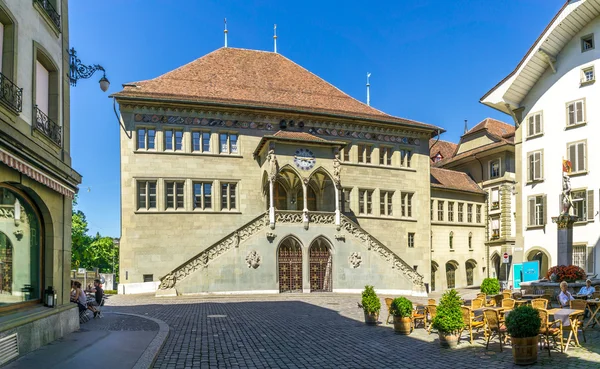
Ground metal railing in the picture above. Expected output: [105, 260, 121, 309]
[34, 0, 61, 29]
[35, 106, 61, 146]
[0, 72, 22, 112]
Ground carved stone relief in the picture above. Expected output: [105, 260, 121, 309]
[246, 250, 262, 269]
[348, 252, 362, 268]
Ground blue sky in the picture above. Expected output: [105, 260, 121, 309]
[69, 0, 563, 237]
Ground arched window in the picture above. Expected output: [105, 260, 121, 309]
[468, 232, 473, 249]
[0, 186, 42, 309]
[449, 231, 453, 249]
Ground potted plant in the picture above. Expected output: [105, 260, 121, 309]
[390, 297, 413, 335]
[361, 285, 381, 325]
[505, 305, 541, 365]
[546, 265, 586, 283]
[432, 289, 464, 348]
[481, 278, 501, 295]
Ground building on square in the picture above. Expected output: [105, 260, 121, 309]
[481, 0, 599, 278]
[0, 0, 81, 362]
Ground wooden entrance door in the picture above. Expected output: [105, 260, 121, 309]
[446, 262, 456, 289]
[309, 239, 332, 292]
[278, 239, 303, 293]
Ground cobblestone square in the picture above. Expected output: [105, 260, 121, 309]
[104, 292, 600, 368]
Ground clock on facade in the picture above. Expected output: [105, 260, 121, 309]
[294, 148, 316, 171]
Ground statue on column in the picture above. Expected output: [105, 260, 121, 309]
[332, 150, 341, 188]
[561, 172, 574, 215]
[267, 145, 279, 182]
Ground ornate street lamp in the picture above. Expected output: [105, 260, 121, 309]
[68, 47, 110, 92]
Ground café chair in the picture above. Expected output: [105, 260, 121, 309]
[532, 298, 548, 310]
[460, 306, 484, 344]
[426, 304, 437, 334]
[538, 309, 563, 356]
[385, 297, 393, 324]
[483, 309, 507, 352]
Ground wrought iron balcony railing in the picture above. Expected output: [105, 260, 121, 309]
[0, 72, 23, 112]
[34, 0, 61, 30]
[35, 106, 61, 146]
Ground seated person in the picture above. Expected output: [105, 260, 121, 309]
[72, 281, 87, 313]
[558, 281, 575, 308]
[579, 279, 595, 297]
[85, 279, 104, 318]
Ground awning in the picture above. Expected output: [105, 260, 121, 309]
[0, 148, 76, 198]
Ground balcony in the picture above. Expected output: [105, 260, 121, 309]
[491, 201, 500, 211]
[34, 0, 61, 30]
[35, 106, 61, 146]
[0, 72, 23, 113]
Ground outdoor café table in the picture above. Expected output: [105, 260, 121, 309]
[548, 308, 585, 351]
[584, 299, 600, 329]
[514, 300, 529, 307]
[521, 294, 543, 300]
[472, 306, 504, 318]
[574, 294, 590, 300]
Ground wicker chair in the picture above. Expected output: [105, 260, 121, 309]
[483, 309, 507, 352]
[471, 298, 484, 310]
[426, 304, 437, 334]
[532, 298, 548, 310]
[460, 306, 484, 344]
[595, 285, 600, 292]
[412, 303, 426, 329]
[502, 298, 516, 310]
[502, 290, 512, 299]
[538, 309, 563, 356]
[592, 292, 600, 299]
[385, 297, 393, 324]
[565, 300, 587, 348]
[476, 293, 486, 301]
[428, 298, 436, 305]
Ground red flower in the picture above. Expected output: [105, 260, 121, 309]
[546, 265, 586, 282]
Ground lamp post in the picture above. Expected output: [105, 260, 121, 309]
[68, 47, 110, 92]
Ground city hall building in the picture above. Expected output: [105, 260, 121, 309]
[114, 47, 491, 296]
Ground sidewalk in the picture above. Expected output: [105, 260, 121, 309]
[4, 312, 169, 369]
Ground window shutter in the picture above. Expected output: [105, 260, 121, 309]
[576, 101, 584, 123]
[539, 152, 544, 179]
[535, 114, 541, 134]
[527, 154, 532, 182]
[587, 189, 594, 220]
[568, 103, 575, 125]
[543, 195, 547, 225]
[528, 198, 535, 226]
[534, 152, 542, 180]
[580, 142, 586, 172]
[528, 116, 534, 136]
[569, 144, 575, 166]
[587, 247, 595, 274]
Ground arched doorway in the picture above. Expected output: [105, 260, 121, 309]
[278, 237, 303, 293]
[465, 260, 477, 286]
[491, 253, 501, 279]
[446, 261, 458, 289]
[431, 261, 439, 292]
[0, 232, 12, 294]
[527, 248, 550, 278]
[309, 237, 332, 292]
[306, 168, 335, 212]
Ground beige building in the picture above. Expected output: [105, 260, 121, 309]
[113, 47, 443, 296]
[432, 118, 516, 287]
[0, 0, 81, 362]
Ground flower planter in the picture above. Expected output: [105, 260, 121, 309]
[363, 311, 379, 325]
[511, 336, 538, 365]
[438, 332, 459, 348]
[393, 316, 412, 335]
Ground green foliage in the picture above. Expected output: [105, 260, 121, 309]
[71, 196, 119, 276]
[104, 290, 117, 295]
[361, 285, 381, 314]
[432, 289, 464, 334]
[390, 297, 413, 318]
[505, 305, 541, 338]
[480, 278, 501, 295]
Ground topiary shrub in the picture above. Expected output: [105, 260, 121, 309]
[481, 278, 501, 295]
[432, 289, 464, 334]
[505, 305, 541, 338]
[546, 265, 586, 283]
[390, 297, 413, 318]
[361, 285, 381, 314]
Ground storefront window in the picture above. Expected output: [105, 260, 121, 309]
[0, 187, 41, 307]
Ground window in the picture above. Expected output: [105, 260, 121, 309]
[581, 66, 595, 84]
[379, 147, 392, 166]
[573, 245, 593, 274]
[567, 141, 587, 173]
[165, 129, 183, 151]
[400, 149, 412, 167]
[221, 183, 237, 210]
[437, 201, 444, 221]
[458, 203, 464, 222]
[449, 232, 453, 249]
[476, 205, 482, 223]
[408, 233, 415, 248]
[143, 274, 153, 283]
[491, 217, 500, 239]
[34, 51, 60, 145]
[581, 34, 594, 52]
[137, 181, 157, 210]
[192, 132, 211, 152]
[165, 181, 185, 210]
[358, 189, 373, 215]
[527, 151, 543, 182]
[193, 182, 213, 210]
[430, 200, 434, 220]
[35, 60, 49, 117]
[380, 191, 393, 216]
[468, 232, 473, 249]
[343, 144, 351, 162]
[566, 99, 585, 126]
[358, 145, 371, 164]
[571, 189, 594, 222]
[137, 128, 156, 150]
[527, 112, 543, 137]
[467, 204, 473, 223]
[489, 159, 500, 179]
[220, 133, 239, 154]
[341, 188, 352, 212]
[401, 192, 412, 217]
[448, 202, 454, 222]
[528, 195, 546, 226]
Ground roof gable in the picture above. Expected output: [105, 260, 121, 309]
[430, 167, 484, 194]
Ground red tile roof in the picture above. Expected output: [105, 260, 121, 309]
[272, 130, 330, 142]
[433, 141, 513, 168]
[466, 118, 515, 139]
[429, 139, 457, 162]
[113, 47, 441, 132]
[430, 167, 484, 194]
[253, 130, 345, 156]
